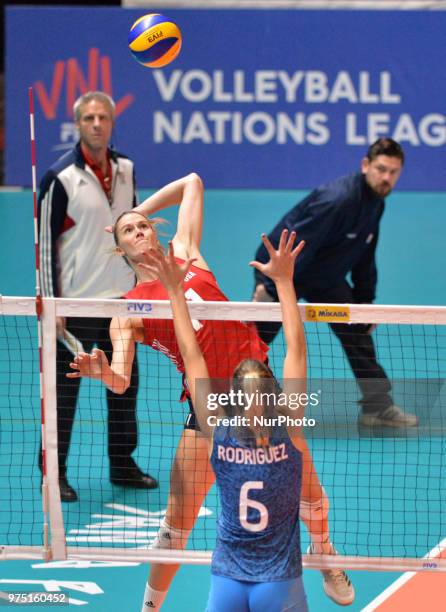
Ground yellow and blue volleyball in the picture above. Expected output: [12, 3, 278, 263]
[128, 13, 182, 68]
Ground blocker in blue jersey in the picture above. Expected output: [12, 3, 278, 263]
[138, 229, 352, 611]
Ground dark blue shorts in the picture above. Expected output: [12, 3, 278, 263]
[184, 397, 200, 431]
[206, 575, 308, 612]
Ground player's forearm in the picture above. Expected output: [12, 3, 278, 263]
[276, 279, 307, 358]
[168, 286, 203, 363]
[134, 173, 199, 217]
[99, 363, 130, 395]
[168, 285, 210, 430]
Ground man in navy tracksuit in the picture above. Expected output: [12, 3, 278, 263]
[253, 138, 417, 427]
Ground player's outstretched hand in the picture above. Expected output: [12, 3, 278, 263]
[138, 241, 196, 293]
[66, 348, 109, 380]
[249, 229, 304, 285]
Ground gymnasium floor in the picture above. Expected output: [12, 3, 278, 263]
[1, 188, 446, 611]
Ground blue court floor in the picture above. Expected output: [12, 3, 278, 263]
[1, 188, 446, 610]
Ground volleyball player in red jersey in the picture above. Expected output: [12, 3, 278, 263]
[124, 254, 267, 384]
[68, 173, 354, 610]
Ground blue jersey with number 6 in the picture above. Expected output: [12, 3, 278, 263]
[210, 425, 302, 582]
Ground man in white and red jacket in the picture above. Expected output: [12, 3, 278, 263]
[38, 91, 158, 501]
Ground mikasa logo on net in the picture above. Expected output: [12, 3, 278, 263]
[306, 305, 350, 322]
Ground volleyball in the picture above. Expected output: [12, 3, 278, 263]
[128, 13, 182, 68]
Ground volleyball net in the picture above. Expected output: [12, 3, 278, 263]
[1, 295, 445, 572]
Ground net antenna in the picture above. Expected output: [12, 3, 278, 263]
[28, 86, 51, 560]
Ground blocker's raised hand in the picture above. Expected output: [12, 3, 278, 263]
[250, 229, 305, 285]
[138, 241, 196, 293]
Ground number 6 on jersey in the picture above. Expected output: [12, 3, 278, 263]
[239, 481, 269, 532]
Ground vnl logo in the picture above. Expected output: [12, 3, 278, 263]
[32, 48, 135, 152]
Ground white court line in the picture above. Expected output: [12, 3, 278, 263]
[361, 537, 446, 612]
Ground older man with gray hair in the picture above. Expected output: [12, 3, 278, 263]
[38, 91, 158, 501]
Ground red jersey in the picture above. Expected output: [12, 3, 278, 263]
[124, 260, 268, 381]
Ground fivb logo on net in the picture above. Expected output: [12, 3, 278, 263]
[32, 48, 135, 152]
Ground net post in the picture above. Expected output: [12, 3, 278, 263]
[28, 86, 54, 560]
[41, 297, 67, 560]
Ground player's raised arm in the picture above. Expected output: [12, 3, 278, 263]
[139, 243, 215, 438]
[133, 173, 204, 257]
[250, 230, 307, 414]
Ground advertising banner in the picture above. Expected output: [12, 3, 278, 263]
[5, 7, 446, 189]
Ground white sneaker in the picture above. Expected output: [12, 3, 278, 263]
[359, 404, 418, 428]
[308, 545, 355, 606]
